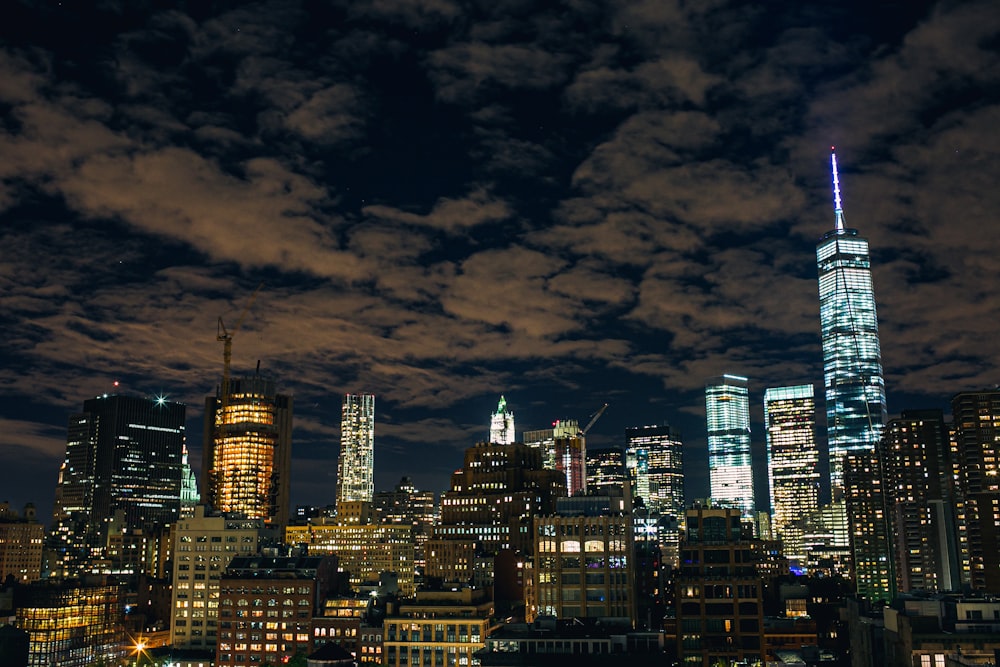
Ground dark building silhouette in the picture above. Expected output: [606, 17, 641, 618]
[49, 393, 186, 577]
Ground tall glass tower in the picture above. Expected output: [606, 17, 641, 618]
[764, 385, 820, 539]
[337, 393, 376, 504]
[816, 150, 887, 496]
[706, 375, 754, 516]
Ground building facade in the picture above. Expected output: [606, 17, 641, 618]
[383, 588, 497, 667]
[169, 506, 274, 650]
[15, 578, 126, 667]
[203, 376, 293, 528]
[533, 495, 636, 624]
[216, 554, 338, 667]
[372, 477, 437, 569]
[49, 393, 186, 577]
[586, 447, 628, 496]
[816, 151, 887, 496]
[844, 453, 895, 602]
[0, 502, 44, 583]
[337, 394, 376, 504]
[284, 521, 416, 596]
[763, 385, 820, 559]
[951, 390, 1000, 593]
[676, 505, 767, 667]
[880, 409, 961, 593]
[706, 376, 755, 517]
[490, 395, 516, 445]
[626, 424, 684, 519]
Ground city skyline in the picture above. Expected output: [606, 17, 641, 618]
[2, 0, 999, 520]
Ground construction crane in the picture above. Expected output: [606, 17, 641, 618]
[580, 403, 609, 436]
[217, 283, 263, 408]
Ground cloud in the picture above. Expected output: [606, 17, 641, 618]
[362, 188, 512, 232]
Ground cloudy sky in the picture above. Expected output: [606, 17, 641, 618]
[2, 0, 998, 521]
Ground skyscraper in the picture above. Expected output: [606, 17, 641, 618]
[202, 375, 293, 528]
[336, 393, 376, 504]
[490, 395, 515, 444]
[763, 385, 820, 544]
[843, 452, 895, 602]
[880, 409, 960, 593]
[524, 419, 587, 496]
[817, 150, 887, 496]
[706, 375, 755, 516]
[951, 390, 1000, 593]
[50, 393, 186, 577]
[625, 424, 684, 519]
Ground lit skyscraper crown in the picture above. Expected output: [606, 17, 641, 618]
[831, 147, 846, 233]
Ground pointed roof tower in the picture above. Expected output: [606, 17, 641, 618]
[831, 147, 846, 234]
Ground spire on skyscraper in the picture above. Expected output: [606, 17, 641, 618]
[489, 395, 515, 444]
[831, 147, 846, 233]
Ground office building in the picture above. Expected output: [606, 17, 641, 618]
[763, 385, 820, 562]
[426, 441, 566, 585]
[337, 394, 376, 504]
[880, 409, 960, 593]
[626, 424, 684, 519]
[372, 477, 437, 568]
[676, 505, 766, 667]
[533, 494, 636, 624]
[0, 502, 44, 583]
[586, 447, 628, 496]
[816, 150, 887, 496]
[285, 521, 416, 596]
[951, 390, 1000, 593]
[49, 393, 186, 577]
[843, 453, 895, 602]
[203, 375, 293, 528]
[525, 420, 587, 496]
[169, 506, 275, 650]
[15, 578, 126, 667]
[705, 376, 755, 516]
[490, 395, 516, 445]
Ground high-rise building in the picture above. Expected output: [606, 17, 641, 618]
[843, 453, 895, 603]
[15, 578, 125, 667]
[179, 444, 200, 519]
[626, 424, 684, 519]
[490, 395, 516, 445]
[676, 505, 766, 667]
[533, 494, 636, 624]
[336, 394, 376, 504]
[763, 385, 820, 558]
[49, 393, 186, 577]
[880, 409, 960, 593]
[706, 375, 755, 516]
[372, 476, 437, 568]
[816, 150, 887, 496]
[586, 447, 628, 496]
[426, 441, 566, 585]
[524, 420, 587, 496]
[203, 375, 293, 528]
[951, 390, 1000, 593]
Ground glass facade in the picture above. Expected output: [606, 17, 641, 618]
[336, 393, 376, 504]
[816, 153, 887, 495]
[705, 375, 754, 516]
[764, 385, 820, 561]
[206, 376, 293, 526]
[626, 425, 684, 519]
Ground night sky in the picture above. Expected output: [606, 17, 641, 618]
[2, 0, 998, 523]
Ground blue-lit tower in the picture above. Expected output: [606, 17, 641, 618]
[817, 150, 887, 497]
[706, 375, 755, 516]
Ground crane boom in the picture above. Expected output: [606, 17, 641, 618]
[217, 283, 263, 408]
[581, 403, 609, 435]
